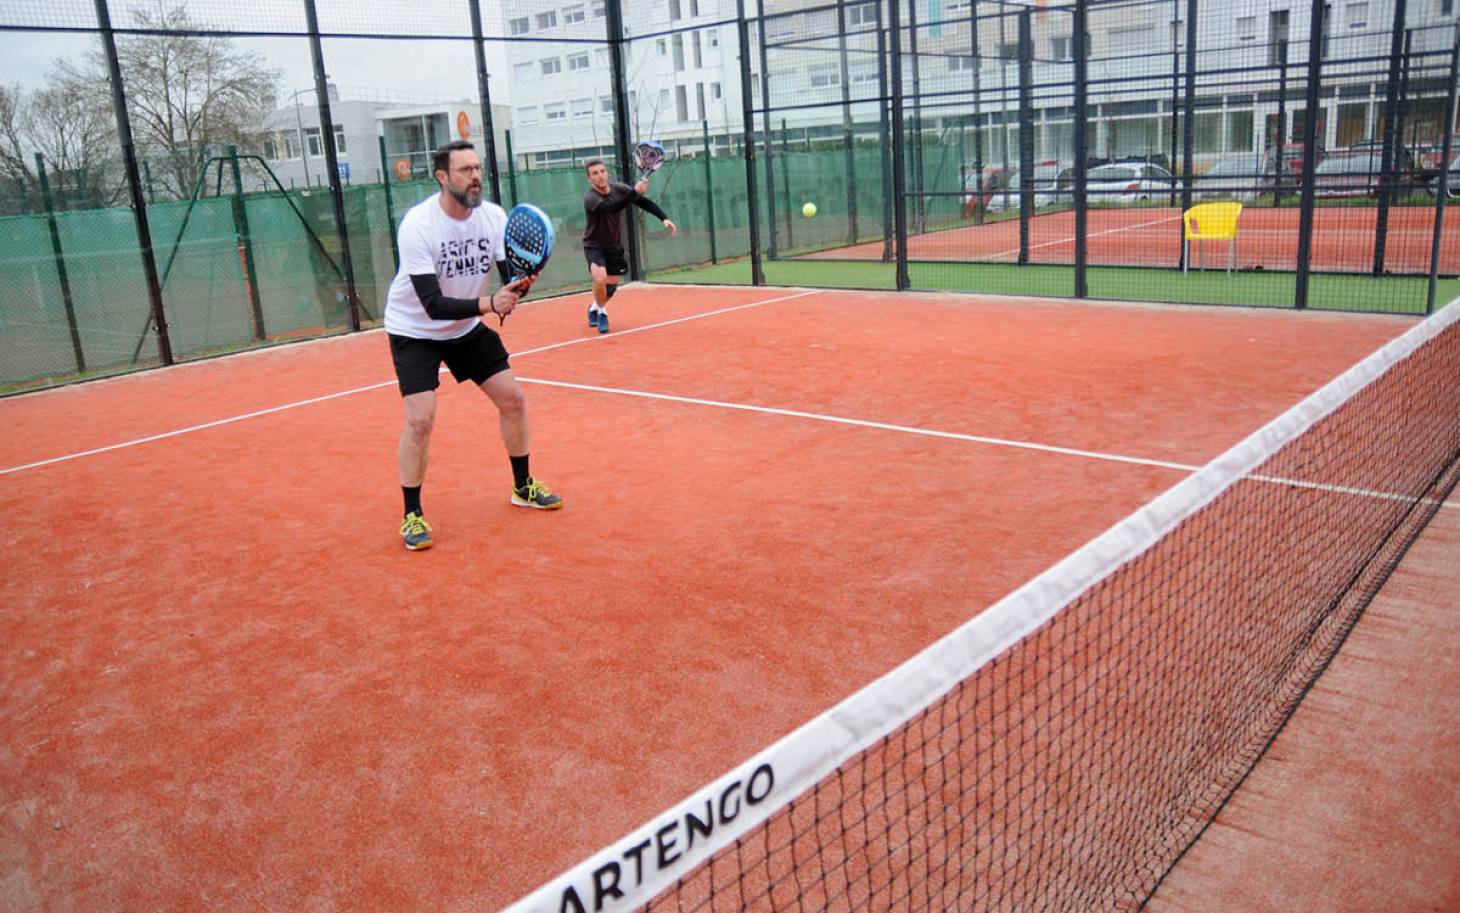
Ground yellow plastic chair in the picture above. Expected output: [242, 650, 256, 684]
[1182, 202, 1243, 273]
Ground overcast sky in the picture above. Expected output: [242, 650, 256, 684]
[0, 26, 514, 107]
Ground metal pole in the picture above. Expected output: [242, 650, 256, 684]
[1373, 0, 1408, 275]
[95, 0, 172, 365]
[1275, 42, 1288, 207]
[1377, 22, 1413, 275]
[908, 0, 926, 234]
[304, 0, 362, 330]
[738, 0, 765, 285]
[35, 152, 85, 372]
[1017, 8, 1033, 265]
[294, 92, 312, 186]
[1169, 0, 1180, 208]
[971, 0, 985, 225]
[505, 129, 519, 206]
[469, 0, 503, 206]
[143, 160, 155, 203]
[1179, 0, 1197, 270]
[702, 119, 718, 264]
[876, 0, 894, 260]
[1426, 24, 1459, 314]
[379, 136, 400, 270]
[1074, 0, 1089, 298]
[227, 145, 266, 341]
[758, 6, 779, 259]
[780, 117, 794, 250]
[836, 0, 858, 244]
[605, 0, 641, 281]
[1294, 0, 1327, 310]
[889, 0, 910, 290]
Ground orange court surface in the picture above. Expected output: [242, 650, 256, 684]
[2, 284, 1456, 911]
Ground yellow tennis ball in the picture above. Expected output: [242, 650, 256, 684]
[802, 202, 817, 218]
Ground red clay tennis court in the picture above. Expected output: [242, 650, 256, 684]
[804, 205, 1460, 273]
[3, 284, 1457, 911]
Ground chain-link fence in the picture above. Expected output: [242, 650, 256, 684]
[2, 0, 1457, 389]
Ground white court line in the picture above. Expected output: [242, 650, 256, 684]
[0, 289, 821, 477]
[517, 376, 1460, 509]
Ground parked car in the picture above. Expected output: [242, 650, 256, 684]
[962, 162, 1064, 215]
[1426, 154, 1460, 199]
[1311, 143, 1420, 198]
[1194, 154, 1273, 201]
[1263, 142, 1326, 184]
[1086, 162, 1175, 204]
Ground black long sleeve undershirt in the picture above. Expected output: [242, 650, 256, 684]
[631, 194, 670, 222]
[409, 262, 514, 321]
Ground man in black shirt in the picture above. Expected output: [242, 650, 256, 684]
[582, 159, 676, 333]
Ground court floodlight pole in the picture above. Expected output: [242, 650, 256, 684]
[605, 0, 642, 282]
[1073, 0, 1088, 299]
[1426, 23, 1459, 315]
[305, 0, 363, 331]
[888, 0, 911, 291]
[95, 0, 172, 365]
[737, 0, 766, 285]
[1294, 0, 1327, 311]
[469, 0, 503, 206]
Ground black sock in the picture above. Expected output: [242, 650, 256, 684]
[605, 283, 618, 301]
[403, 485, 422, 517]
[510, 455, 530, 489]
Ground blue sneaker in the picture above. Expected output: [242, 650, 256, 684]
[597, 310, 610, 334]
[588, 304, 599, 327]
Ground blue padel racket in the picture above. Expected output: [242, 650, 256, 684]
[499, 203, 555, 324]
[635, 140, 666, 178]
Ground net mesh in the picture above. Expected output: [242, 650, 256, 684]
[507, 300, 1460, 913]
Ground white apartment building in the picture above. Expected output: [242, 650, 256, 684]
[501, 0, 1459, 172]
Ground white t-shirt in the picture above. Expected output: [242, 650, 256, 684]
[383, 192, 508, 340]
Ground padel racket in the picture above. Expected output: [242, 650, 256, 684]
[634, 140, 666, 178]
[498, 203, 555, 324]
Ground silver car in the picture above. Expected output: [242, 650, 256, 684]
[1086, 163, 1175, 205]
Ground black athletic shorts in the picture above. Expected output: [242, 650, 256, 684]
[388, 323, 510, 396]
[584, 245, 629, 277]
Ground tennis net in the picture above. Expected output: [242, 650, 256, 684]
[507, 299, 1460, 913]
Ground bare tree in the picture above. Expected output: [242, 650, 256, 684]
[0, 78, 122, 212]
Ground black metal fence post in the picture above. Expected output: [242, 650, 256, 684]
[1073, 0, 1089, 299]
[737, 0, 765, 285]
[780, 118, 794, 251]
[888, 0, 910, 290]
[908, 0, 926, 235]
[1426, 23, 1459, 315]
[605, 0, 641, 281]
[469, 0, 503, 206]
[94, 0, 172, 365]
[304, 0, 362, 331]
[1294, 1, 1328, 310]
[1178, 0, 1197, 270]
[227, 145, 266, 341]
[836, 0, 858, 245]
[378, 136, 400, 270]
[758, 10, 779, 260]
[1373, 0, 1409, 275]
[1275, 41, 1289, 206]
[702, 120, 718, 265]
[970, 1, 985, 226]
[875, 0, 894, 261]
[1017, 7, 1033, 265]
[35, 153, 85, 373]
[504, 130, 519, 206]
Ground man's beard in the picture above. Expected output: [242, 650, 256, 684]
[449, 184, 482, 208]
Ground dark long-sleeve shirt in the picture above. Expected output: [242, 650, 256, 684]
[582, 182, 670, 250]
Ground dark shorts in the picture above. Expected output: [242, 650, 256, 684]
[388, 323, 510, 396]
[584, 245, 628, 278]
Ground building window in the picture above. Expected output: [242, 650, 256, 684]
[545, 103, 566, 122]
[568, 52, 591, 71]
[711, 81, 722, 100]
[514, 62, 534, 81]
[657, 37, 668, 56]
[592, 0, 606, 16]
[600, 96, 615, 113]
[708, 28, 720, 49]
[333, 126, 347, 154]
[509, 17, 529, 35]
[564, 4, 586, 24]
[1050, 37, 1070, 61]
[696, 82, 706, 120]
[847, 3, 875, 27]
[693, 30, 703, 67]
[1346, 2, 1367, 27]
[520, 106, 540, 125]
[1269, 9, 1291, 66]
[670, 0, 682, 20]
[263, 136, 279, 160]
[1236, 16, 1256, 40]
[540, 57, 562, 76]
[572, 98, 594, 118]
[690, 0, 700, 14]
[595, 48, 609, 66]
[673, 33, 686, 70]
[284, 130, 301, 159]
[999, 41, 1018, 60]
[305, 127, 322, 157]
[676, 85, 689, 121]
[809, 68, 840, 87]
[535, 10, 557, 28]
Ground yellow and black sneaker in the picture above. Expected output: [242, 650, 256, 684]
[400, 511, 434, 550]
[511, 477, 563, 510]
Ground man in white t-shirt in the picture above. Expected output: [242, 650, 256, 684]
[384, 140, 561, 551]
